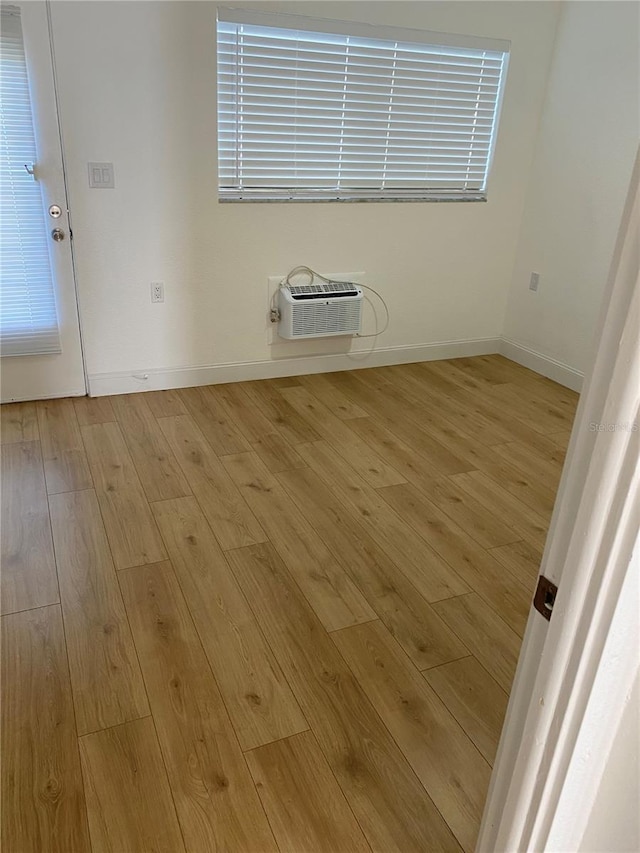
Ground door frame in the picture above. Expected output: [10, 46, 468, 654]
[478, 148, 640, 850]
[43, 0, 88, 396]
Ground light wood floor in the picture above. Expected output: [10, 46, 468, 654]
[1, 355, 578, 853]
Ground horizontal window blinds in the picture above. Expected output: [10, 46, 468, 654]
[217, 11, 508, 201]
[1, 6, 61, 355]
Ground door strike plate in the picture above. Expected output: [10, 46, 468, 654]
[534, 575, 558, 622]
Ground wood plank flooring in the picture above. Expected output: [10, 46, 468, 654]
[0, 355, 577, 852]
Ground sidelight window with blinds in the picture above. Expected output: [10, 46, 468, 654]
[1, 5, 61, 356]
[217, 9, 509, 202]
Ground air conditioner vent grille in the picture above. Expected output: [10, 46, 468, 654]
[289, 282, 359, 299]
[291, 301, 361, 337]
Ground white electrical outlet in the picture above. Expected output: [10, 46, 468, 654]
[266, 271, 365, 344]
[529, 272, 540, 292]
[151, 281, 164, 303]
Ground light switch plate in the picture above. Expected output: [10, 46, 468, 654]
[88, 162, 115, 189]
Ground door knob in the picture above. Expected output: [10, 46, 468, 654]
[51, 228, 65, 242]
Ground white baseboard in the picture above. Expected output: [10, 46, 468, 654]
[0, 388, 86, 404]
[87, 337, 501, 397]
[500, 337, 583, 392]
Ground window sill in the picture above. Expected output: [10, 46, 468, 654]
[218, 195, 488, 204]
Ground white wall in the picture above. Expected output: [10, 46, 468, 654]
[580, 673, 640, 853]
[502, 1, 640, 385]
[48, 1, 560, 393]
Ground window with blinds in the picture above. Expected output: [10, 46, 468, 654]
[1, 6, 61, 356]
[217, 10, 509, 202]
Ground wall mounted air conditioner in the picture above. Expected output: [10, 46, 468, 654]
[277, 282, 363, 339]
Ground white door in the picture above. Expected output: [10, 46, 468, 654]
[478, 149, 640, 851]
[1, 1, 85, 402]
